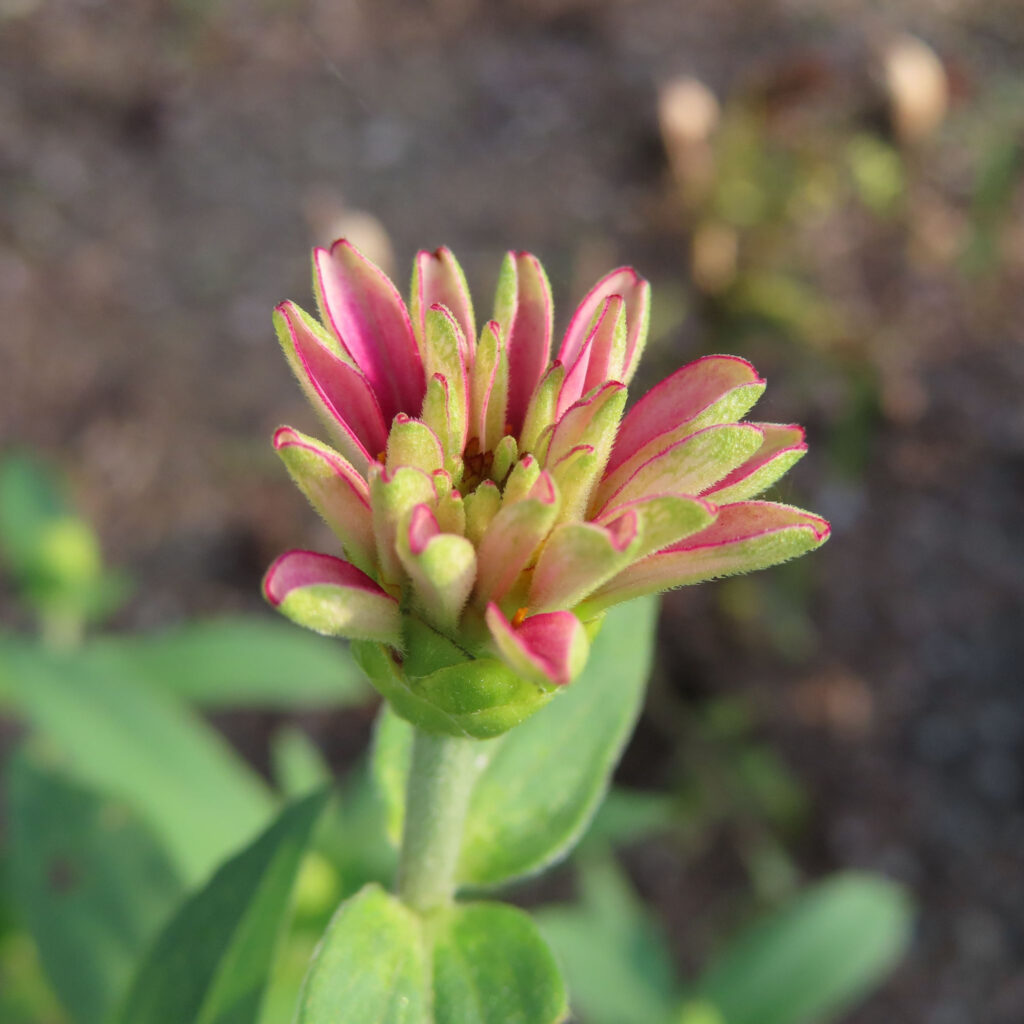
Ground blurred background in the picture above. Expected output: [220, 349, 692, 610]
[2, 1, 1023, 1022]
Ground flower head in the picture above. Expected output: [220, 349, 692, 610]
[264, 241, 829, 736]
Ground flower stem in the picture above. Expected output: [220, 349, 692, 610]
[396, 727, 483, 913]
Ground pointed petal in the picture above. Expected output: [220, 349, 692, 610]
[519, 361, 565, 455]
[580, 501, 831, 615]
[605, 355, 766, 482]
[369, 465, 437, 592]
[594, 493, 718, 560]
[493, 252, 554, 436]
[703, 424, 807, 503]
[263, 550, 401, 644]
[273, 426, 376, 574]
[469, 320, 509, 454]
[274, 303, 388, 471]
[313, 239, 424, 420]
[595, 423, 765, 514]
[548, 444, 599, 524]
[547, 381, 627, 467]
[397, 505, 477, 632]
[421, 306, 469, 461]
[528, 511, 641, 612]
[411, 247, 475, 361]
[385, 415, 444, 475]
[501, 454, 541, 507]
[475, 471, 559, 605]
[464, 480, 502, 546]
[486, 603, 588, 687]
[557, 267, 650, 385]
[557, 295, 626, 415]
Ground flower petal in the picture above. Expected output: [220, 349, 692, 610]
[519, 361, 565, 454]
[474, 471, 559, 605]
[558, 267, 650, 386]
[411, 247, 475, 361]
[557, 295, 626, 415]
[493, 251, 554, 436]
[273, 426, 376, 575]
[314, 239, 425, 421]
[274, 302, 388, 472]
[385, 415, 444, 476]
[421, 306, 470, 466]
[263, 550, 401, 644]
[485, 603, 589, 687]
[702, 424, 807, 503]
[369, 465, 437, 593]
[397, 505, 477, 632]
[604, 355, 766, 482]
[579, 501, 831, 615]
[593, 493, 718, 560]
[469, 320, 509, 455]
[528, 511, 641, 612]
[595, 422, 765, 514]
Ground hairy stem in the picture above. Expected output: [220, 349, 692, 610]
[396, 728, 484, 913]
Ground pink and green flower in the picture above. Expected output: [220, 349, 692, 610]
[264, 240, 829, 736]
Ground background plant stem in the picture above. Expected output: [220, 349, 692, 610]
[396, 728, 484, 913]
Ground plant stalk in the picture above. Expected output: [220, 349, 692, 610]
[396, 727, 483, 913]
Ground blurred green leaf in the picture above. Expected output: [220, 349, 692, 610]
[372, 597, 660, 889]
[537, 858, 679, 1024]
[95, 616, 369, 708]
[577, 786, 678, 855]
[432, 902, 568, 1024]
[0, 633, 275, 885]
[0, 453, 127, 626]
[846, 134, 905, 216]
[295, 886, 566, 1024]
[295, 884, 429, 1024]
[6, 748, 184, 1024]
[271, 726, 332, 798]
[117, 790, 328, 1024]
[696, 872, 913, 1024]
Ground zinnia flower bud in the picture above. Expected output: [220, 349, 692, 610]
[264, 240, 829, 736]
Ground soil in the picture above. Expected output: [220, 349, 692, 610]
[3, 2, 1023, 1022]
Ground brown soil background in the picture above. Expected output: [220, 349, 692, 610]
[3, 2, 1024, 1021]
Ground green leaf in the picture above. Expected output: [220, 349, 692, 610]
[431, 901, 568, 1024]
[296, 884, 429, 1024]
[95, 615, 369, 708]
[296, 888, 566, 1024]
[6, 747, 184, 1024]
[117, 790, 328, 1024]
[536, 858, 678, 1024]
[696, 872, 913, 1024]
[0, 633, 274, 885]
[459, 596, 659, 886]
[271, 726, 333, 798]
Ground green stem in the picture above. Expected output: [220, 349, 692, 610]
[396, 728, 483, 913]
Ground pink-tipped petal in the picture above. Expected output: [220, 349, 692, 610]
[412, 247, 475, 360]
[263, 549, 401, 644]
[605, 355, 766, 479]
[469, 320, 509, 454]
[274, 303, 388, 471]
[593, 493, 718, 560]
[558, 267, 649, 384]
[557, 295, 626, 416]
[398, 505, 477, 631]
[273, 426, 376, 574]
[474, 471, 559, 605]
[595, 422, 765, 514]
[494, 252, 554, 436]
[703, 424, 807, 503]
[314, 239, 425, 421]
[580, 501, 831, 615]
[528, 511, 641, 612]
[485, 603, 588, 687]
